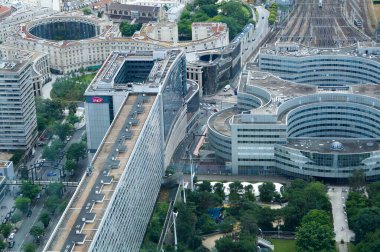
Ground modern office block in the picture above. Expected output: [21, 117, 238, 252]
[45, 49, 199, 251]
[0, 58, 37, 151]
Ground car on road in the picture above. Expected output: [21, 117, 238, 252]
[47, 171, 57, 177]
[27, 210, 32, 217]
[10, 207, 15, 213]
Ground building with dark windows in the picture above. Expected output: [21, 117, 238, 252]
[0, 57, 37, 151]
[44, 49, 199, 251]
[208, 42, 380, 180]
[107, 2, 160, 23]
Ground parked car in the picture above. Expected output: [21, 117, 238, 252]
[47, 171, 57, 177]
[27, 210, 32, 217]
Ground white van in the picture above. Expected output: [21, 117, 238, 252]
[223, 85, 231, 92]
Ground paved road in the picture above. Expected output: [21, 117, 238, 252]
[184, 174, 291, 185]
[328, 186, 355, 252]
[41, 74, 58, 100]
[13, 198, 45, 251]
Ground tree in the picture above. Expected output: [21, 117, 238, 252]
[20, 181, 40, 200]
[201, 4, 218, 17]
[82, 8, 92, 15]
[65, 159, 77, 173]
[213, 183, 225, 198]
[23, 243, 36, 252]
[46, 182, 64, 197]
[349, 169, 366, 193]
[44, 196, 61, 214]
[219, 216, 236, 233]
[0, 222, 12, 238]
[29, 225, 45, 242]
[39, 212, 51, 228]
[240, 210, 259, 235]
[119, 22, 142, 37]
[66, 142, 87, 161]
[198, 181, 212, 192]
[10, 212, 22, 223]
[15, 197, 31, 214]
[356, 229, 380, 252]
[0, 240, 5, 250]
[229, 181, 243, 194]
[296, 210, 335, 252]
[198, 214, 217, 234]
[352, 207, 380, 242]
[52, 122, 74, 141]
[42, 139, 63, 161]
[259, 182, 277, 202]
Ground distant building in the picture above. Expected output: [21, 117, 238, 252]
[0, 45, 50, 97]
[0, 58, 38, 151]
[208, 42, 380, 180]
[0, 161, 15, 180]
[107, 2, 160, 23]
[0, 5, 11, 19]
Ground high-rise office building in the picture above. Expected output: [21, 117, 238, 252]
[0, 58, 37, 151]
[45, 49, 199, 251]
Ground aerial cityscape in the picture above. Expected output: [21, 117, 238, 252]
[0, 0, 379, 251]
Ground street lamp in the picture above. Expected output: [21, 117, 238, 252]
[173, 211, 178, 251]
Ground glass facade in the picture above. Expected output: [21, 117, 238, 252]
[161, 54, 187, 140]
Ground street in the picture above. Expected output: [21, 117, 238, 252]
[328, 186, 355, 252]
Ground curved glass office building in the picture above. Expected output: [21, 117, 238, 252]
[208, 42, 380, 180]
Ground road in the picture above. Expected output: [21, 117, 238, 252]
[13, 198, 45, 251]
[243, 5, 270, 64]
[328, 186, 355, 252]
[41, 74, 58, 100]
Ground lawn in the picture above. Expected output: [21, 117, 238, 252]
[269, 239, 296, 252]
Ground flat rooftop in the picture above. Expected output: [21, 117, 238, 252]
[260, 43, 380, 63]
[86, 50, 182, 93]
[285, 138, 380, 154]
[0, 59, 29, 73]
[208, 107, 238, 137]
[0, 161, 10, 169]
[46, 94, 156, 252]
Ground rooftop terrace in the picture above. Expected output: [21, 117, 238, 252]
[46, 94, 156, 252]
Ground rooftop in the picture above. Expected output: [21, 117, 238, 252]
[260, 42, 380, 63]
[0, 59, 29, 73]
[46, 94, 156, 251]
[208, 107, 238, 137]
[285, 138, 380, 154]
[0, 161, 11, 169]
[86, 50, 182, 93]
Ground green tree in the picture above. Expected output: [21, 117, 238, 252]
[198, 214, 217, 234]
[119, 22, 142, 37]
[46, 182, 64, 197]
[29, 225, 45, 242]
[219, 216, 236, 233]
[198, 181, 212, 192]
[229, 181, 243, 194]
[259, 182, 277, 202]
[240, 210, 259, 235]
[10, 212, 22, 223]
[0, 240, 5, 250]
[23, 243, 36, 252]
[39, 212, 51, 228]
[352, 207, 380, 242]
[52, 122, 74, 141]
[15, 197, 31, 214]
[20, 181, 40, 200]
[356, 229, 380, 252]
[66, 142, 87, 161]
[349, 169, 366, 193]
[42, 139, 63, 161]
[213, 182, 225, 198]
[296, 210, 335, 252]
[44, 196, 61, 214]
[0, 222, 12, 238]
[201, 5, 218, 17]
[65, 159, 77, 173]
[82, 8, 92, 15]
